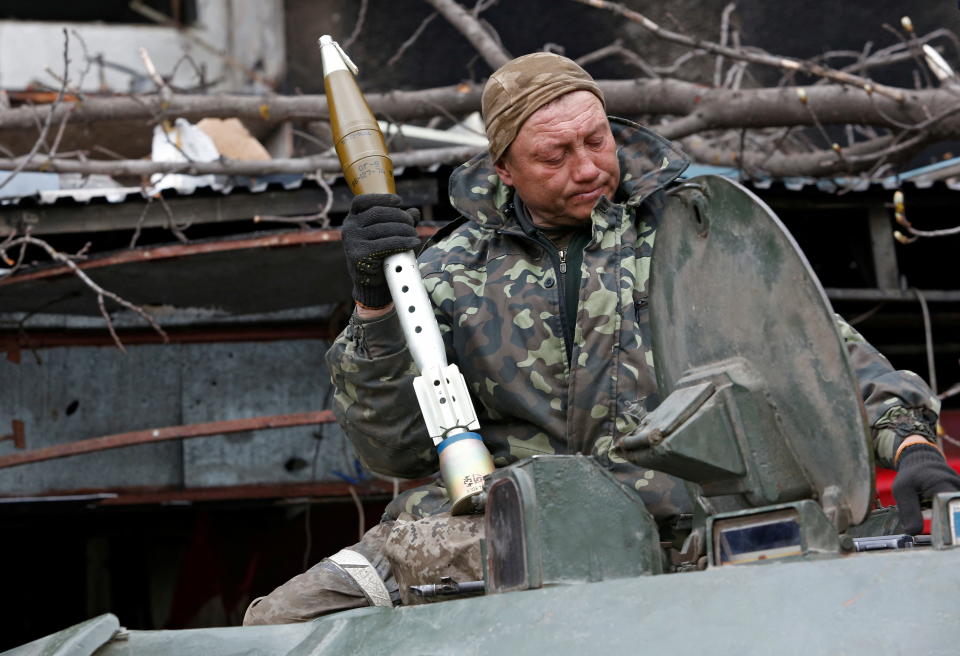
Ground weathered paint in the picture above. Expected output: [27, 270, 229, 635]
[83, 546, 960, 655]
[650, 176, 873, 523]
[0, 340, 357, 496]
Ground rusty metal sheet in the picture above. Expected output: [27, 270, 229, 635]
[0, 324, 340, 364]
[0, 411, 334, 469]
[0, 343, 185, 495]
[0, 225, 438, 316]
[178, 341, 356, 488]
[0, 339, 356, 497]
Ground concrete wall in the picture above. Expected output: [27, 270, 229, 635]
[0, 0, 285, 93]
[0, 338, 357, 496]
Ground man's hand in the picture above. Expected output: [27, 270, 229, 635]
[892, 439, 960, 535]
[341, 193, 421, 309]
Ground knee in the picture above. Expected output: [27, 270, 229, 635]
[242, 596, 270, 626]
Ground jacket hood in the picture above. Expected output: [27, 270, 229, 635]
[448, 117, 690, 229]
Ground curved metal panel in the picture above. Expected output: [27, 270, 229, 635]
[649, 175, 873, 524]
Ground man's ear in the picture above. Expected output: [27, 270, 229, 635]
[493, 157, 514, 187]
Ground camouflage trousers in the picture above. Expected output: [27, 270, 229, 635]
[242, 492, 484, 625]
[243, 520, 398, 625]
[243, 465, 691, 625]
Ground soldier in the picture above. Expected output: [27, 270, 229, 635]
[244, 52, 958, 625]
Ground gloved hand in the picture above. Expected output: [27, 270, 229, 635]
[892, 443, 960, 535]
[341, 193, 421, 309]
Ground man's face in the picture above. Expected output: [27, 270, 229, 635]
[494, 90, 619, 228]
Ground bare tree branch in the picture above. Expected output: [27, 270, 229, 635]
[424, 0, 511, 69]
[342, 0, 370, 51]
[2, 80, 956, 135]
[388, 11, 440, 67]
[138, 46, 170, 92]
[0, 12, 953, 183]
[681, 133, 897, 177]
[0, 77, 956, 179]
[471, 0, 498, 17]
[713, 2, 737, 88]
[572, 0, 907, 101]
[0, 29, 72, 192]
[893, 190, 960, 239]
[575, 40, 661, 78]
[0, 85, 488, 130]
[0, 233, 168, 351]
[0, 145, 483, 177]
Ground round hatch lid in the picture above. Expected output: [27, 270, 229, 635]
[648, 175, 873, 526]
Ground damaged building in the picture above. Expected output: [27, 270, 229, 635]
[0, 0, 957, 648]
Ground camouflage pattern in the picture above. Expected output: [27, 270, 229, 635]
[329, 118, 693, 519]
[384, 513, 484, 606]
[482, 52, 605, 163]
[834, 314, 941, 469]
[243, 510, 484, 621]
[327, 117, 940, 523]
[243, 521, 399, 625]
[383, 478, 454, 521]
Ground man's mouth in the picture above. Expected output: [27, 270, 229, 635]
[572, 187, 603, 202]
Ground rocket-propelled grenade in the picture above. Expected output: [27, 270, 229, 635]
[319, 35, 494, 514]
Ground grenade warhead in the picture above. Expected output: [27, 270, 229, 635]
[319, 34, 494, 514]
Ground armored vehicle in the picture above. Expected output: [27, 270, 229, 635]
[7, 176, 960, 655]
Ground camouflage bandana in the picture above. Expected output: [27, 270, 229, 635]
[481, 52, 606, 163]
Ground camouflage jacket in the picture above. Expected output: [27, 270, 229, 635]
[327, 118, 940, 497]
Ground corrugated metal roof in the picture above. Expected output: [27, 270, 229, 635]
[4, 152, 960, 209]
[684, 159, 960, 193]
[0, 171, 317, 207]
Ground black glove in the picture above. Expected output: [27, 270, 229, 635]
[892, 444, 960, 535]
[341, 193, 421, 308]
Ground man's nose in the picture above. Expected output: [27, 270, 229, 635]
[570, 148, 601, 181]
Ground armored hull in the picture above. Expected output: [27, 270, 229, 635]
[17, 542, 960, 655]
